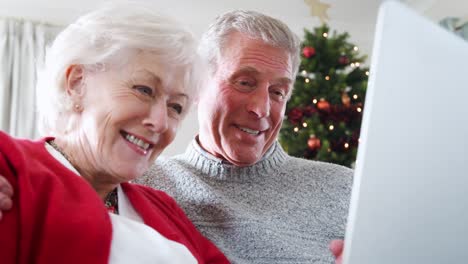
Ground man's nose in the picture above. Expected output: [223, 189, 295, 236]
[246, 87, 270, 118]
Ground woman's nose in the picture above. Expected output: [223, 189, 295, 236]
[143, 102, 169, 133]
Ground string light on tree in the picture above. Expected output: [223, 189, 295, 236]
[302, 122, 308, 128]
[294, 127, 299, 132]
[325, 75, 330, 81]
[329, 125, 334, 131]
[305, 78, 310, 83]
[300, 70, 317, 80]
[353, 46, 359, 51]
[323, 32, 328, 38]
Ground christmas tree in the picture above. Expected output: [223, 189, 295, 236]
[279, 24, 368, 168]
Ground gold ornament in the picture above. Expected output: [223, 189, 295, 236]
[341, 92, 351, 107]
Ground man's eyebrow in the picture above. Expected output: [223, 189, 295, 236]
[228, 66, 259, 80]
[236, 66, 260, 75]
[275, 77, 293, 85]
[235, 66, 292, 83]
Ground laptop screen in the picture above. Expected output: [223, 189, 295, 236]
[343, 1, 468, 263]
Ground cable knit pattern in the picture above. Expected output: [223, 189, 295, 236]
[136, 139, 353, 264]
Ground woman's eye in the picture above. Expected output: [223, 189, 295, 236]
[169, 103, 183, 115]
[134, 86, 153, 96]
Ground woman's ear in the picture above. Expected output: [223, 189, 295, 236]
[65, 64, 86, 98]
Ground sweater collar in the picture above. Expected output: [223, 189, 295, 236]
[178, 137, 289, 181]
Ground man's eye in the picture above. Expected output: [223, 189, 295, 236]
[236, 80, 254, 87]
[134, 86, 153, 96]
[274, 90, 284, 96]
[271, 90, 286, 99]
[169, 103, 183, 114]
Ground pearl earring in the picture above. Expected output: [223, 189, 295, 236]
[74, 104, 82, 112]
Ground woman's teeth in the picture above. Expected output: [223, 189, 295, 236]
[125, 134, 150, 150]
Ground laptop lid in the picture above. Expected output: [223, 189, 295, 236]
[343, 1, 468, 263]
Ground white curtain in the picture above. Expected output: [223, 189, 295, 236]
[0, 18, 59, 139]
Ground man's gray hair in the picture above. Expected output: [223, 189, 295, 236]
[198, 10, 301, 78]
[36, 2, 201, 135]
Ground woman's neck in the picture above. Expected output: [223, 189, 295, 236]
[51, 137, 118, 201]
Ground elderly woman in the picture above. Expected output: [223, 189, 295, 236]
[0, 3, 229, 264]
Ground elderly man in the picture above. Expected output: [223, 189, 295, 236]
[137, 10, 352, 264]
[0, 10, 350, 264]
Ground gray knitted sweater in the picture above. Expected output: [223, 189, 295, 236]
[136, 139, 353, 264]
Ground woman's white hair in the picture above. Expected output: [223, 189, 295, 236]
[198, 10, 301, 77]
[36, 1, 202, 135]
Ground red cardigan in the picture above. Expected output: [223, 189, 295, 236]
[0, 131, 229, 264]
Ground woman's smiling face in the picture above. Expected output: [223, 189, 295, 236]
[73, 51, 189, 182]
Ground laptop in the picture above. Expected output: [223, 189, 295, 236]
[343, 1, 468, 263]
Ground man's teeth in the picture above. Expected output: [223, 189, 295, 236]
[239, 127, 260, 135]
[125, 134, 150, 150]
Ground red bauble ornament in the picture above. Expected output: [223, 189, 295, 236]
[302, 46, 316, 58]
[307, 136, 321, 151]
[316, 100, 331, 112]
[303, 105, 317, 117]
[287, 107, 304, 123]
[338, 55, 350, 65]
